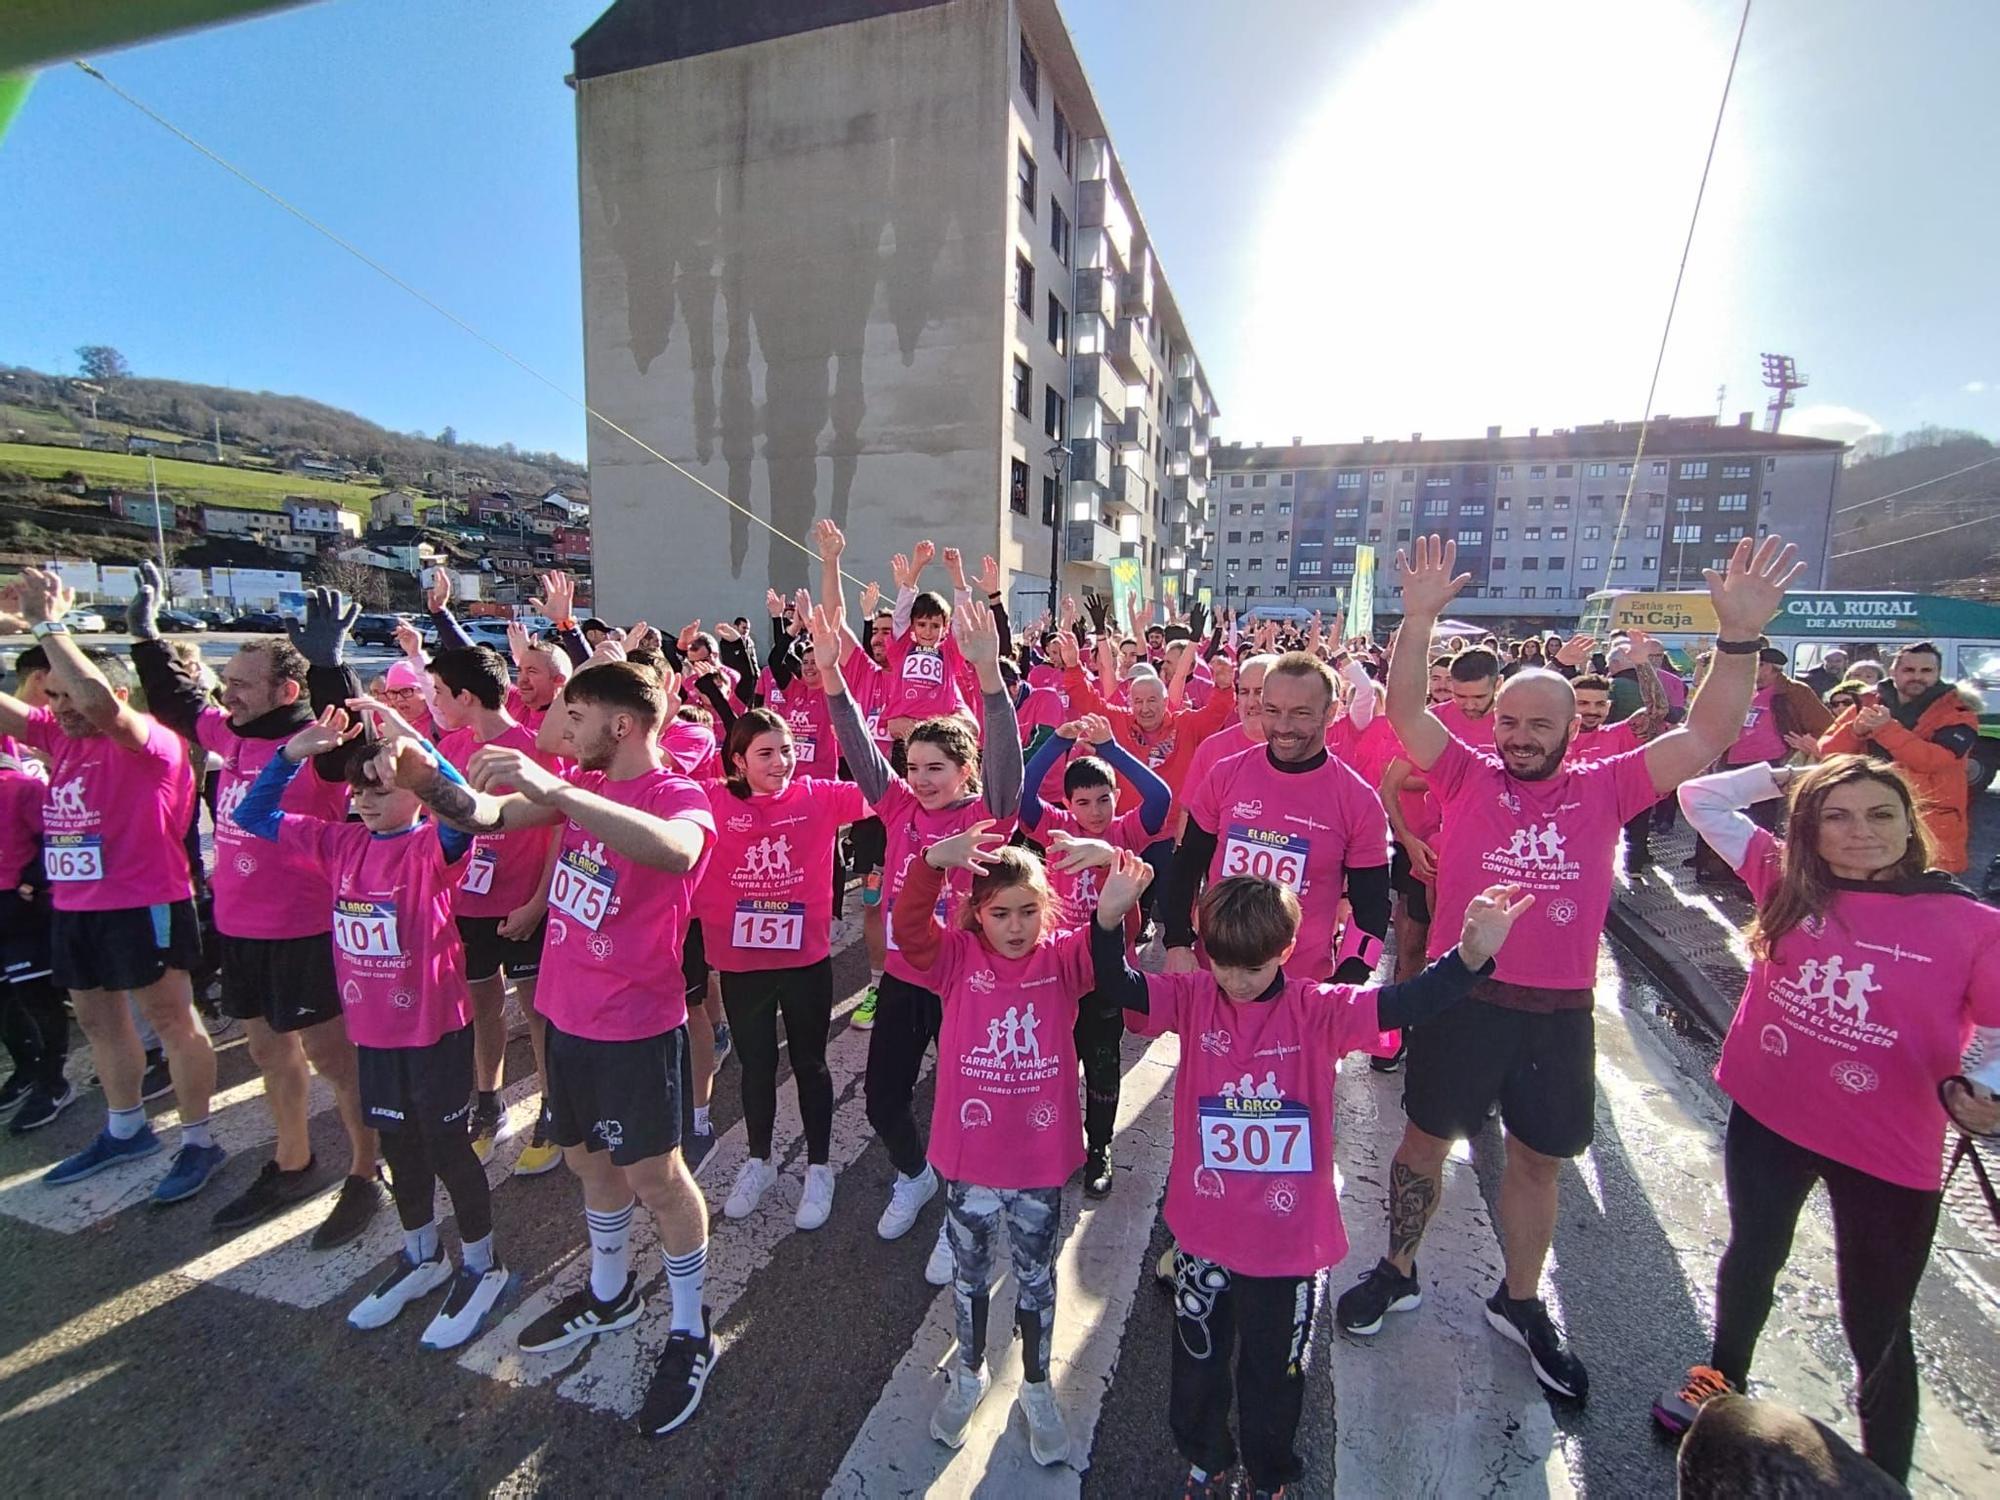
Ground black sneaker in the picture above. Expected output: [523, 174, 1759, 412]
[1369, 1041, 1407, 1074]
[211, 1156, 321, 1232]
[637, 1307, 717, 1436]
[1083, 1145, 1114, 1200]
[1485, 1286, 1588, 1401]
[141, 1053, 172, 1102]
[1335, 1258, 1422, 1336]
[1181, 1465, 1244, 1499]
[517, 1272, 645, 1353]
[10, 1079, 76, 1134]
[309, 1172, 385, 1251]
[0, 1071, 32, 1115]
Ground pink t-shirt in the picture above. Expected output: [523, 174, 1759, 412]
[1175, 724, 1260, 839]
[0, 766, 45, 890]
[877, 780, 1018, 987]
[1185, 746, 1391, 981]
[436, 723, 558, 919]
[1401, 705, 1498, 844]
[662, 719, 720, 782]
[1016, 685, 1068, 745]
[1716, 828, 2000, 1189]
[1131, 970, 1396, 1276]
[762, 676, 839, 780]
[1567, 718, 1643, 765]
[22, 708, 194, 912]
[926, 925, 1094, 1190]
[842, 645, 899, 760]
[1031, 804, 1156, 930]
[695, 776, 866, 972]
[200, 712, 349, 940]
[536, 766, 715, 1042]
[1425, 736, 1660, 991]
[276, 817, 469, 1049]
[883, 629, 973, 724]
[1728, 684, 1786, 765]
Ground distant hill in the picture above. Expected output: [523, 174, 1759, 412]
[1827, 432, 2000, 597]
[0, 363, 585, 500]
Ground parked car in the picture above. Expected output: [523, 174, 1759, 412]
[460, 619, 516, 650]
[193, 610, 231, 630]
[351, 613, 406, 647]
[228, 611, 289, 634]
[66, 610, 108, 632]
[159, 609, 208, 633]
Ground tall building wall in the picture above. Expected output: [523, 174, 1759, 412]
[574, 0, 1011, 624]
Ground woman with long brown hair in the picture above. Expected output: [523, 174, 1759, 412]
[1653, 753, 2000, 1481]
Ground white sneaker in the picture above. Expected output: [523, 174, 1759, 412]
[1016, 1378, 1069, 1466]
[420, 1263, 512, 1350]
[724, 1156, 778, 1220]
[348, 1250, 452, 1330]
[929, 1363, 992, 1448]
[795, 1164, 836, 1231]
[924, 1218, 954, 1286]
[877, 1165, 938, 1240]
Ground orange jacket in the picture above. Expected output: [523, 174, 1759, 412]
[1063, 665, 1233, 817]
[1820, 687, 1981, 872]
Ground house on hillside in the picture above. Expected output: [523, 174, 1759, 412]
[368, 490, 421, 529]
[338, 542, 437, 575]
[467, 490, 521, 524]
[200, 503, 271, 539]
[554, 527, 591, 565]
[540, 490, 590, 522]
[108, 493, 184, 529]
[269, 534, 322, 559]
[282, 494, 362, 540]
[285, 453, 353, 479]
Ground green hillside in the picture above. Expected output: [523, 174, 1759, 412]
[0, 442, 378, 512]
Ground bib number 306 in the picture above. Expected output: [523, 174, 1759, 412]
[1197, 1100, 1313, 1174]
[1220, 824, 1308, 890]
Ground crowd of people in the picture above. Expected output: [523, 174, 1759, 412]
[2, 521, 1998, 1494]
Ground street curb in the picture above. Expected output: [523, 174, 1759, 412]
[1606, 894, 1737, 1041]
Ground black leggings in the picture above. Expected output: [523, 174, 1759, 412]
[864, 973, 942, 1179]
[1, 974, 70, 1087]
[1710, 1105, 1941, 1483]
[1073, 1000, 1122, 1153]
[378, 1122, 492, 1245]
[721, 959, 834, 1164]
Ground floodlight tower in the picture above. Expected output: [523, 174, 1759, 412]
[1760, 353, 1806, 433]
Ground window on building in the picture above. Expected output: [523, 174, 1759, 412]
[1521, 557, 1540, 571]
[1647, 491, 1666, 507]
[1645, 523, 1662, 539]
[1671, 523, 1702, 544]
[1280, 473, 1294, 486]
[1336, 471, 1361, 488]
[1525, 526, 1542, 541]
[1017, 146, 1037, 214]
[1047, 293, 1067, 354]
[1372, 469, 1386, 482]
[1009, 457, 1030, 515]
[1015, 253, 1034, 312]
[1250, 502, 1266, 516]
[1401, 468, 1415, 481]
[1498, 465, 1514, 480]
[1528, 496, 1544, 509]
[1675, 495, 1701, 511]
[1019, 35, 1039, 110]
[1546, 556, 1566, 569]
[1550, 525, 1567, 540]
[1555, 464, 1573, 478]
[1247, 558, 1263, 571]
[1615, 524, 1631, 539]
[1226, 530, 1242, 543]
[1580, 555, 1599, 571]
[1249, 530, 1264, 543]
[1496, 497, 1511, 511]
[1052, 104, 1071, 173]
[1530, 465, 1546, 479]
[1721, 463, 1753, 480]
[1717, 493, 1749, 511]
[1491, 557, 1508, 570]
[1651, 460, 1668, 477]
[1044, 386, 1065, 441]
[1422, 499, 1447, 516]
[1228, 502, 1244, 514]
[1582, 525, 1600, 540]
[1456, 529, 1484, 545]
[1679, 461, 1709, 479]
[1277, 530, 1290, 544]
[1277, 500, 1293, 515]
[1049, 200, 1070, 263]
[1460, 501, 1486, 516]
[1587, 494, 1604, 509]
[1618, 462, 1633, 477]
[1230, 475, 1245, 488]
[1585, 463, 1607, 478]
[1251, 474, 1267, 487]
[1641, 555, 1657, 570]
[1042, 473, 1057, 526]
[1495, 526, 1509, 541]
[1766, 457, 1778, 472]
[1426, 473, 1452, 488]
[1012, 358, 1031, 417]
[1395, 528, 1411, 541]
[1398, 498, 1413, 513]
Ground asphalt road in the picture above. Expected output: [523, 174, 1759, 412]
[3, 922, 1997, 1497]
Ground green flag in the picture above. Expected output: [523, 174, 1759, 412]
[0, 71, 34, 147]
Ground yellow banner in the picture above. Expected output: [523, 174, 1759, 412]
[1608, 592, 1720, 634]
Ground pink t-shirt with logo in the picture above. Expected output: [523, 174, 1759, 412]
[1567, 718, 1643, 765]
[21, 708, 194, 913]
[536, 766, 715, 1041]
[199, 712, 349, 940]
[1401, 706, 1497, 844]
[926, 924, 1095, 1190]
[1716, 827, 2000, 1189]
[1031, 804, 1156, 931]
[1175, 724, 1260, 839]
[878, 779, 1018, 987]
[1186, 746, 1391, 981]
[1131, 970, 1397, 1277]
[842, 645, 898, 760]
[1728, 684, 1786, 765]
[695, 776, 866, 972]
[1016, 685, 1068, 745]
[1424, 736, 1660, 990]
[761, 676, 839, 780]
[436, 723, 558, 919]
[277, 817, 470, 1049]
[883, 629, 973, 724]
[0, 765, 45, 890]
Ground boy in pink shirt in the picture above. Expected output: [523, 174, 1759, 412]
[1090, 852, 1530, 1496]
[881, 540, 977, 733]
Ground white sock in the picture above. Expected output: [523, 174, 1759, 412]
[586, 1200, 635, 1302]
[462, 1232, 496, 1274]
[869, 969, 883, 987]
[406, 1221, 440, 1264]
[180, 1117, 213, 1149]
[693, 1104, 712, 1135]
[664, 1241, 707, 1336]
[107, 1104, 146, 1140]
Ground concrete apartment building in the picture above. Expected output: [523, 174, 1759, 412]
[570, 0, 1216, 625]
[1199, 416, 1844, 627]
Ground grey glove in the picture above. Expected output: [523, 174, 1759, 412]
[128, 560, 163, 641]
[287, 586, 361, 667]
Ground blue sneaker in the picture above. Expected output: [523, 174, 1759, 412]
[44, 1126, 163, 1186]
[152, 1142, 228, 1204]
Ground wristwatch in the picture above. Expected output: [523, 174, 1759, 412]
[29, 621, 68, 638]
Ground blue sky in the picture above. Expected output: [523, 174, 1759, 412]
[2, 0, 1994, 460]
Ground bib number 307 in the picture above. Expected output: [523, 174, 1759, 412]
[1197, 1099, 1313, 1174]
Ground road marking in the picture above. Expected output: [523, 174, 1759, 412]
[825, 1032, 1180, 1498]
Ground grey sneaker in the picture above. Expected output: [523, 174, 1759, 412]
[930, 1363, 992, 1448]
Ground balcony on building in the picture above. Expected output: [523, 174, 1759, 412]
[1120, 246, 1154, 319]
[1106, 316, 1145, 381]
[1109, 462, 1144, 515]
[1078, 172, 1133, 268]
[1115, 404, 1147, 451]
[1072, 351, 1127, 415]
[1064, 518, 1121, 572]
[1068, 432, 1114, 491]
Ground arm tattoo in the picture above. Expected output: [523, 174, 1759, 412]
[414, 774, 500, 833]
[1388, 1158, 1441, 1263]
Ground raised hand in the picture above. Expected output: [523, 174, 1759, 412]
[922, 819, 1005, 873]
[791, 587, 812, 625]
[766, 589, 787, 620]
[425, 567, 453, 614]
[1098, 848, 1155, 926]
[1046, 831, 1117, 875]
[17, 566, 72, 627]
[506, 621, 532, 665]
[1783, 731, 1824, 761]
[1459, 883, 1535, 968]
[860, 580, 882, 618]
[805, 603, 845, 686]
[676, 620, 702, 652]
[975, 554, 1001, 596]
[1553, 634, 1596, 669]
[813, 517, 846, 562]
[347, 694, 425, 746]
[954, 597, 1001, 671]
[1135, 600, 1156, 633]
[283, 704, 361, 762]
[1854, 703, 1892, 737]
[1705, 534, 1803, 639]
[128, 560, 164, 641]
[910, 539, 937, 576]
[376, 736, 443, 793]
[942, 546, 968, 591]
[1073, 712, 1115, 746]
[393, 617, 426, 661]
[531, 570, 576, 623]
[1047, 631, 1080, 670]
[890, 553, 914, 591]
[1061, 594, 1081, 627]
[288, 585, 360, 668]
[467, 743, 565, 801]
[1396, 535, 1472, 619]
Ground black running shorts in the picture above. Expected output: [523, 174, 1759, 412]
[50, 900, 202, 993]
[680, 918, 709, 998]
[356, 1026, 475, 1135]
[1388, 843, 1433, 926]
[455, 913, 546, 984]
[544, 1021, 684, 1165]
[0, 887, 52, 984]
[849, 814, 887, 876]
[1402, 990, 1595, 1158]
[219, 932, 342, 1032]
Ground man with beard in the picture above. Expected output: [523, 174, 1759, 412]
[129, 568, 381, 1241]
[1334, 532, 1800, 1405]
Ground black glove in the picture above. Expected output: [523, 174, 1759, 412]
[1082, 588, 1109, 634]
[127, 560, 163, 641]
[287, 586, 361, 668]
[1186, 600, 1208, 641]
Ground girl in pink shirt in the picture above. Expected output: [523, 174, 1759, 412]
[239, 714, 510, 1352]
[892, 829, 1096, 1467]
[1657, 756, 2000, 1481]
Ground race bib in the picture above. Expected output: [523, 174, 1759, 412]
[866, 709, 888, 743]
[333, 898, 404, 959]
[1220, 824, 1309, 890]
[885, 898, 949, 952]
[1198, 1097, 1314, 1173]
[459, 845, 497, 896]
[549, 847, 616, 931]
[902, 651, 946, 688]
[43, 833, 103, 883]
[791, 732, 818, 762]
[732, 899, 805, 951]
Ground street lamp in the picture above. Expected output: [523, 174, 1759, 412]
[1046, 440, 1071, 615]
